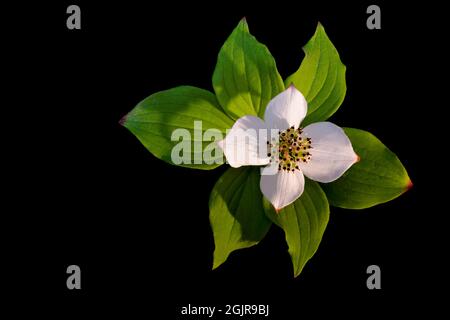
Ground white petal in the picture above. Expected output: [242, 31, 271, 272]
[264, 85, 308, 130]
[217, 115, 270, 168]
[301, 122, 358, 183]
[260, 169, 305, 211]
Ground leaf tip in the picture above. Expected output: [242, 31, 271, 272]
[212, 250, 228, 271]
[316, 21, 325, 32]
[212, 258, 223, 271]
[119, 113, 128, 127]
[406, 179, 413, 192]
[237, 17, 249, 32]
[293, 265, 304, 278]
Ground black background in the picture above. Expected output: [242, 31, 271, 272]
[6, 0, 438, 317]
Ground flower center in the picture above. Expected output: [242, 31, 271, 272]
[267, 126, 312, 172]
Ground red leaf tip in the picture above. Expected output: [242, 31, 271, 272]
[119, 114, 128, 126]
[406, 180, 413, 191]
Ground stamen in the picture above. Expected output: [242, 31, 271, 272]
[275, 126, 313, 173]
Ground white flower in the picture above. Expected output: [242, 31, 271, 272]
[217, 85, 359, 211]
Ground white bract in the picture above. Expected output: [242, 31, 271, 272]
[217, 85, 359, 211]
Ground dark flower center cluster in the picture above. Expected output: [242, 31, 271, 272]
[267, 126, 313, 172]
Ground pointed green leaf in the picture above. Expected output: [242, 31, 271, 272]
[122, 86, 234, 170]
[210, 167, 271, 269]
[322, 128, 412, 209]
[212, 18, 285, 120]
[264, 180, 329, 277]
[285, 23, 346, 126]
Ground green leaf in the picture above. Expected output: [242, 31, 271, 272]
[285, 23, 346, 126]
[322, 128, 412, 209]
[122, 86, 234, 170]
[264, 180, 329, 277]
[212, 18, 285, 120]
[210, 167, 272, 269]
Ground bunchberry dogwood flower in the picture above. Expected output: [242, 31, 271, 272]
[218, 85, 359, 211]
